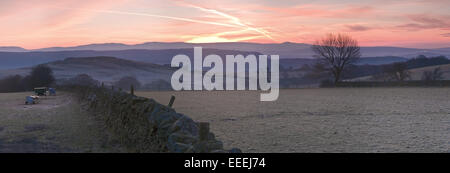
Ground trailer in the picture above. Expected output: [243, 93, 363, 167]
[34, 87, 48, 96]
[25, 96, 39, 104]
[48, 88, 56, 96]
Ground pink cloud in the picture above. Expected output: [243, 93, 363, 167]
[255, 4, 375, 19]
[397, 14, 450, 30]
[1, 0, 449, 49]
[344, 24, 374, 32]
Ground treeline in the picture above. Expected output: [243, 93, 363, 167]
[110, 76, 171, 91]
[57, 74, 172, 91]
[279, 55, 450, 88]
[331, 81, 450, 87]
[344, 55, 450, 79]
[406, 55, 449, 69]
[0, 65, 55, 92]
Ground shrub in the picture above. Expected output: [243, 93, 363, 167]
[0, 75, 24, 92]
[29, 64, 55, 88]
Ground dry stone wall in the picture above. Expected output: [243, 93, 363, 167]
[69, 86, 241, 153]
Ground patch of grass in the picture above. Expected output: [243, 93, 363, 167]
[0, 92, 126, 152]
[136, 88, 450, 152]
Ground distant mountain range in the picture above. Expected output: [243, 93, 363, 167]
[0, 46, 28, 52]
[0, 42, 448, 70]
[2, 42, 450, 57]
[0, 48, 261, 69]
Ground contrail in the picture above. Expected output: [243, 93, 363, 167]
[181, 4, 274, 40]
[53, 5, 274, 41]
[53, 7, 242, 29]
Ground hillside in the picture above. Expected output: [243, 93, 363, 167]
[0, 49, 415, 70]
[355, 56, 407, 65]
[0, 56, 175, 85]
[350, 64, 450, 81]
[0, 48, 261, 69]
[0, 46, 28, 52]
[408, 64, 450, 80]
[29, 42, 450, 58]
[2, 42, 449, 70]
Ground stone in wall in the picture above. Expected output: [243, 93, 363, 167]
[69, 85, 241, 153]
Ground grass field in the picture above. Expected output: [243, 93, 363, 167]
[1, 88, 448, 152]
[136, 88, 450, 153]
[0, 92, 125, 152]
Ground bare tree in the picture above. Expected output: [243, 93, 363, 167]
[312, 33, 361, 84]
[383, 62, 411, 81]
[422, 67, 443, 81]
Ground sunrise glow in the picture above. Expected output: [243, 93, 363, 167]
[0, 0, 449, 49]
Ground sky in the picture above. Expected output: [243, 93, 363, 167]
[1, 0, 449, 49]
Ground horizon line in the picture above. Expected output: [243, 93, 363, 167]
[1, 41, 449, 50]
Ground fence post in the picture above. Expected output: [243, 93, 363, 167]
[168, 95, 176, 108]
[198, 122, 210, 141]
[130, 85, 134, 95]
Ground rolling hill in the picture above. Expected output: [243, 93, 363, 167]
[1, 42, 449, 67]
[0, 49, 416, 71]
[0, 48, 260, 69]
[0, 46, 28, 52]
[0, 48, 261, 69]
[408, 64, 450, 80]
[355, 56, 408, 65]
[349, 64, 450, 81]
[0, 56, 175, 85]
[26, 42, 450, 58]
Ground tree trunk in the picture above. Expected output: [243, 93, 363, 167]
[334, 69, 342, 84]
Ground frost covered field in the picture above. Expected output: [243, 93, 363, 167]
[137, 88, 450, 153]
[0, 92, 126, 152]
